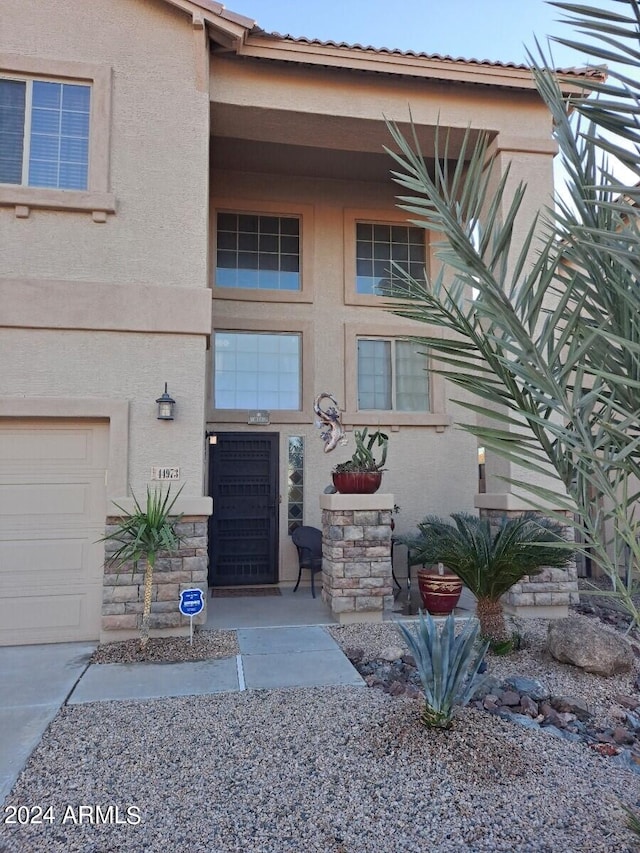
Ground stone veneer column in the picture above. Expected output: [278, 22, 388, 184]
[101, 515, 208, 643]
[319, 493, 394, 624]
[479, 508, 579, 619]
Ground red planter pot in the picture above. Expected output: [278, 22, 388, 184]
[416, 569, 463, 616]
[332, 471, 382, 495]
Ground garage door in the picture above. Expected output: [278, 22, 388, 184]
[0, 420, 108, 645]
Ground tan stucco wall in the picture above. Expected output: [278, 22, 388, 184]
[210, 169, 479, 582]
[2, 0, 209, 287]
[1, 0, 211, 509]
[0, 329, 208, 502]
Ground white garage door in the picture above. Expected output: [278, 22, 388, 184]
[0, 420, 108, 645]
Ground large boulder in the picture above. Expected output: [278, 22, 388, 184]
[547, 616, 634, 676]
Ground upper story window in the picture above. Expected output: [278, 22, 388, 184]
[0, 77, 91, 190]
[216, 213, 301, 291]
[214, 331, 301, 410]
[356, 222, 425, 295]
[357, 338, 429, 411]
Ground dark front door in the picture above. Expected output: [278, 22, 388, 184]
[208, 432, 279, 587]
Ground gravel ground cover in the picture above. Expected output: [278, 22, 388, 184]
[329, 616, 640, 728]
[2, 686, 638, 853]
[90, 629, 239, 663]
[3, 613, 640, 852]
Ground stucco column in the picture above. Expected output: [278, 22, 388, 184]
[319, 493, 394, 624]
[475, 135, 578, 618]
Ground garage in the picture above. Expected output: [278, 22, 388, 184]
[0, 420, 108, 645]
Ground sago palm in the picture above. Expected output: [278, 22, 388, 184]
[102, 486, 183, 650]
[384, 0, 640, 628]
[403, 513, 574, 642]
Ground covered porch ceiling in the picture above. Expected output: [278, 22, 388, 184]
[210, 103, 486, 183]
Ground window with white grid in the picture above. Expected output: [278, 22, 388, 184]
[216, 213, 300, 291]
[214, 332, 301, 410]
[355, 222, 425, 295]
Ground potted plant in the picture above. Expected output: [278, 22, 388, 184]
[331, 428, 388, 494]
[398, 512, 574, 647]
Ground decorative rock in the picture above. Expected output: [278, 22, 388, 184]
[544, 726, 583, 743]
[612, 749, 640, 775]
[614, 693, 640, 711]
[550, 695, 591, 720]
[483, 695, 500, 712]
[401, 654, 416, 667]
[612, 726, 635, 746]
[345, 646, 364, 663]
[547, 616, 634, 676]
[472, 676, 502, 701]
[378, 645, 404, 663]
[501, 712, 540, 731]
[540, 703, 566, 729]
[504, 676, 549, 701]
[520, 695, 539, 718]
[500, 690, 521, 707]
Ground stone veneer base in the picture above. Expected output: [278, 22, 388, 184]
[101, 514, 208, 644]
[479, 507, 579, 619]
[320, 493, 394, 624]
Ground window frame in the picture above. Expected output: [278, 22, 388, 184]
[210, 318, 314, 424]
[344, 208, 429, 307]
[357, 337, 431, 413]
[211, 199, 314, 303]
[344, 322, 451, 428]
[0, 54, 114, 220]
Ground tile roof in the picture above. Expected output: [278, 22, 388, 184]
[251, 29, 603, 78]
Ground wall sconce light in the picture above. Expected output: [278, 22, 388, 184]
[156, 382, 176, 420]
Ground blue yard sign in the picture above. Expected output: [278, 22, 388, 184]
[179, 588, 205, 645]
[179, 588, 204, 616]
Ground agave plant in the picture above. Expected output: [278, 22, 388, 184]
[383, 0, 640, 629]
[101, 485, 183, 650]
[396, 611, 488, 729]
[400, 513, 574, 643]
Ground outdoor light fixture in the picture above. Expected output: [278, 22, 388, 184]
[156, 382, 176, 420]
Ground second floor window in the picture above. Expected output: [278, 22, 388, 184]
[356, 222, 425, 295]
[0, 77, 91, 190]
[216, 213, 301, 291]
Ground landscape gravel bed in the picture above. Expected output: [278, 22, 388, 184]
[2, 687, 638, 852]
[329, 615, 640, 727]
[90, 629, 238, 664]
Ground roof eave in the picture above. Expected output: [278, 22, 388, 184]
[236, 33, 604, 93]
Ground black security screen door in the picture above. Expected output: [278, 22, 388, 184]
[208, 432, 279, 586]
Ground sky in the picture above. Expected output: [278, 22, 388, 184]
[235, 0, 613, 69]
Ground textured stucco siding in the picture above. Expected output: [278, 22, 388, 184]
[2, 0, 209, 288]
[0, 329, 207, 499]
[210, 170, 480, 582]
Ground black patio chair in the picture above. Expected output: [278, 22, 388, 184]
[291, 525, 323, 598]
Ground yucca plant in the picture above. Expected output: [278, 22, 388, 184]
[101, 485, 184, 650]
[400, 513, 574, 643]
[383, 0, 640, 630]
[396, 611, 488, 729]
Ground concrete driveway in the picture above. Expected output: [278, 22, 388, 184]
[0, 642, 95, 803]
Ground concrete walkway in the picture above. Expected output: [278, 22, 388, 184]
[1, 626, 363, 803]
[0, 642, 94, 802]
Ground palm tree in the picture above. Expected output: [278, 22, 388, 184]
[101, 486, 183, 650]
[401, 513, 575, 643]
[384, 0, 640, 628]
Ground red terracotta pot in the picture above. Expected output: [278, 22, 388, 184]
[417, 569, 463, 616]
[332, 471, 382, 495]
